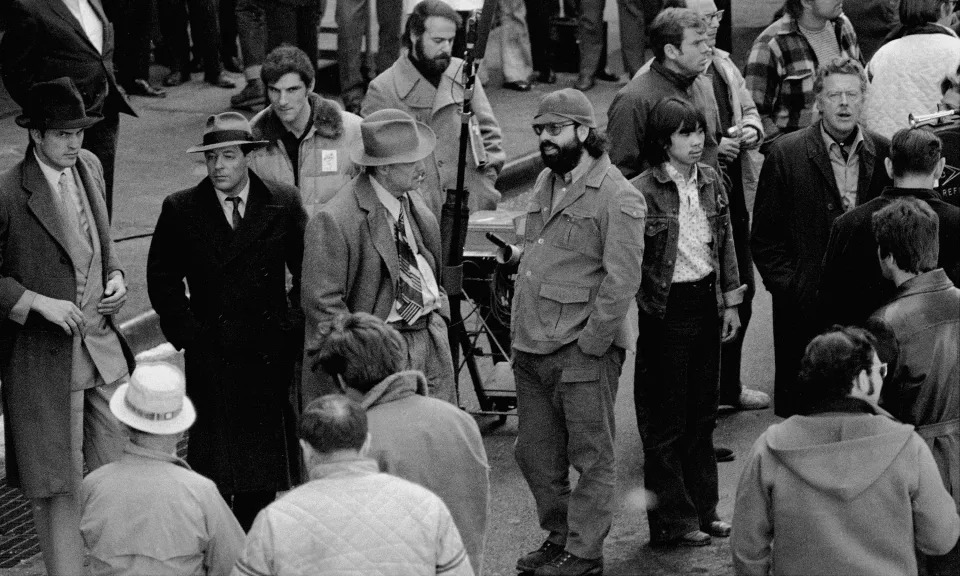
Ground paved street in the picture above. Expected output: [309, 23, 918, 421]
[0, 0, 786, 573]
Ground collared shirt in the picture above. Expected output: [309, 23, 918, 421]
[370, 177, 441, 324]
[821, 123, 864, 211]
[81, 442, 244, 576]
[665, 162, 714, 282]
[62, 0, 103, 54]
[35, 150, 72, 200]
[215, 177, 250, 227]
[550, 157, 591, 214]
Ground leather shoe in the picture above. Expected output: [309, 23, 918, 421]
[206, 73, 237, 89]
[573, 74, 595, 92]
[126, 79, 166, 98]
[651, 529, 711, 547]
[535, 69, 557, 84]
[231, 79, 266, 110]
[535, 551, 602, 576]
[702, 520, 732, 537]
[595, 69, 620, 82]
[162, 70, 190, 87]
[735, 388, 771, 410]
[517, 539, 565, 573]
[503, 80, 532, 91]
[715, 447, 735, 462]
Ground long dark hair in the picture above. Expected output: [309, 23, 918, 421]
[644, 97, 706, 167]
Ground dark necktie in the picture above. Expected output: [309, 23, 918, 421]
[395, 197, 424, 323]
[225, 196, 242, 230]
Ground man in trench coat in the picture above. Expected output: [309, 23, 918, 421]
[0, 78, 135, 575]
[147, 112, 307, 531]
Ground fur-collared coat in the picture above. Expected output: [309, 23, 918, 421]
[250, 94, 362, 218]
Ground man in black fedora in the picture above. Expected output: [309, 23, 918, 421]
[300, 108, 456, 406]
[147, 111, 307, 530]
[0, 77, 135, 575]
[2, 0, 138, 219]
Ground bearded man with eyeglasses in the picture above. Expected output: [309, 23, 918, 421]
[510, 89, 645, 576]
[752, 57, 891, 419]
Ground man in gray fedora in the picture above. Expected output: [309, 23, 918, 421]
[301, 108, 456, 406]
[147, 111, 307, 530]
[0, 76, 135, 575]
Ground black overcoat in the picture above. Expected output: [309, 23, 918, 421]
[147, 171, 306, 494]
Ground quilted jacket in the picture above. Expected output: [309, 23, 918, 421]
[862, 28, 960, 138]
[232, 457, 473, 576]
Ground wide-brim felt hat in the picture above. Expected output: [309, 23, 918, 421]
[110, 363, 197, 435]
[186, 111, 269, 153]
[350, 108, 437, 166]
[15, 77, 102, 130]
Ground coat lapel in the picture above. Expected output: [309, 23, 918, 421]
[49, 0, 101, 55]
[433, 62, 463, 116]
[355, 174, 399, 284]
[74, 154, 110, 274]
[23, 155, 72, 259]
[395, 56, 436, 111]
[856, 133, 878, 204]
[220, 172, 279, 267]
[806, 124, 843, 206]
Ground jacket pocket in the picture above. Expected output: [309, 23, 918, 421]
[538, 283, 591, 339]
[555, 212, 602, 258]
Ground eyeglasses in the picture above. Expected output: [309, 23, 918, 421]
[533, 122, 574, 136]
[705, 9, 724, 23]
[824, 90, 863, 104]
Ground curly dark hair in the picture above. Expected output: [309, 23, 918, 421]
[798, 326, 878, 407]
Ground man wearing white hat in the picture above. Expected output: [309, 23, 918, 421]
[81, 362, 245, 576]
[301, 108, 456, 406]
[147, 111, 307, 530]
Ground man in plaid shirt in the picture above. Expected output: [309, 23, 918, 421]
[744, 0, 862, 152]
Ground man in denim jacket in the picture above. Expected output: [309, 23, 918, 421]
[511, 89, 645, 576]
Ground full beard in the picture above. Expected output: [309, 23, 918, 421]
[414, 40, 451, 76]
[540, 138, 583, 175]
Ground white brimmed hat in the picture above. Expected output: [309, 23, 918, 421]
[110, 363, 196, 435]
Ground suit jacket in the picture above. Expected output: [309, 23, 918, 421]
[146, 171, 306, 493]
[752, 122, 891, 314]
[300, 173, 449, 399]
[0, 149, 134, 498]
[819, 187, 960, 328]
[1, 0, 135, 118]
[362, 55, 504, 217]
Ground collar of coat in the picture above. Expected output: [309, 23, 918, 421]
[804, 120, 878, 164]
[394, 53, 465, 101]
[892, 268, 955, 301]
[307, 455, 379, 481]
[255, 92, 345, 142]
[360, 370, 428, 410]
[650, 161, 718, 186]
[122, 441, 191, 470]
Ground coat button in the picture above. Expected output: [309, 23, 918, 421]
[537, 238, 544, 245]
[525, 271, 531, 277]
[826, 203, 834, 210]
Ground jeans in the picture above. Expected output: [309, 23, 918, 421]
[635, 275, 722, 541]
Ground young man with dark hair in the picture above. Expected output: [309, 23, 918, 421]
[249, 45, 363, 218]
[363, 0, 504, 218]
[819, 128, 960, 327]
[868, 197, 960, 576]
[630, 96, 742, 548]
[147, 112, 307, 531]
[732, 326, 960, 576]
[752, 57, 891, 418]
[233, 394, 474, 575]
[745, 0, 862, 152]
[608, 7, 722, 179]
[306, 311, 490, 572]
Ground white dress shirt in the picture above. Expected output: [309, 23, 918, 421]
[63, 0, 104, 54]
[370, 177, 441, 323]
[215, 178, 250, 228]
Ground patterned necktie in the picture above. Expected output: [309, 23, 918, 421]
[395, 198, 424, 323]
[58, 171, 91, 242]
[225, 196, 242, 230]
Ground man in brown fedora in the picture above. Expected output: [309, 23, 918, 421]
[147, 111, 307, 530]
[0, 76, 135, 575]
[301, 108, 456, 406]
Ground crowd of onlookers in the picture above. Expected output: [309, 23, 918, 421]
[2, 0, 960, 575]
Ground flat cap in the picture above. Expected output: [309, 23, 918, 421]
[533, 88, 597, 128]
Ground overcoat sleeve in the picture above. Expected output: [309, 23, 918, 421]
[146, 196, 200, 350]
[751, 145, 795, 294]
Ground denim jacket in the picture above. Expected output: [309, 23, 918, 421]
[629, 163, 745, 319]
